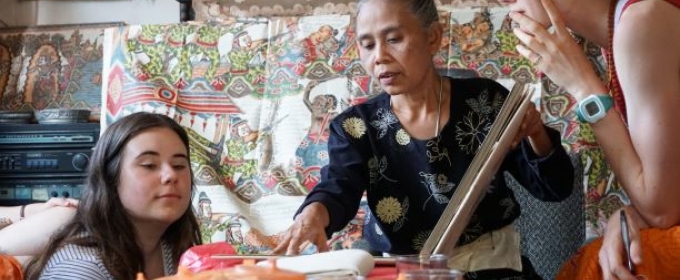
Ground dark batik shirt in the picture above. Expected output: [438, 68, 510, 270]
[298, 77, 574, 254]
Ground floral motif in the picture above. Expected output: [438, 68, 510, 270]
[376, 197, 403, 224]
[342, 117, 366, 139]
[420, 172, 456, 210]
[370, 108, 399, 139]
[466, 90, 494, 115]
[368, 156, 397, 186]
[395, 128, 410, 145]
[455, 90, 505, 154]
[426, 136, 451, 165]
[393, 197, 409, 231]
[412, 230, 431, 251]
[455, 111, 487, 154]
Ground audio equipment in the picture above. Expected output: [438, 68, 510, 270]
[0, 122, 100, 206]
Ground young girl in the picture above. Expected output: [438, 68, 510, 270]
[25, 112, 202, 280]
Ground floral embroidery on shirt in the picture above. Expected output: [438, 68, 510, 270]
[392, 196, 409, 231]
[395, 128, 410, 145]
[420, 172, 456, 211]
[368, 156, 397, 186]
[455, 90, 505, 154]
[342, 117, 367, 139]
[412, 230, 431, 251]
[376, 196, 403, 224]
[426, 136, 451, 165]
[370, 108, 399, 139]
[466, 89, 493, 115]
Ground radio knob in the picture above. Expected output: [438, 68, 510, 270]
[72, 153, 90, 171]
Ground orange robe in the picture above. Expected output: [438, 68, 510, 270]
[556, 227, 680, 279]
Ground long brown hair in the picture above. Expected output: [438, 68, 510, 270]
[25, 112, 202, 280]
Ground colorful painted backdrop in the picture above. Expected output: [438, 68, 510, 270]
[0, 22, 123, 119]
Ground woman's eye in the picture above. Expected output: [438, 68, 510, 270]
[387, 37, 400, 44]
[361, 42, 374, 50]
[141, 164, 156, 169]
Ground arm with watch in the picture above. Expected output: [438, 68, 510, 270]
[508, 0, 680, 278]
[511, 7, 680, 230]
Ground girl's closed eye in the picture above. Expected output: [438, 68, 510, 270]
[140, 163, 157, 169]
[172, 163, 188, 170]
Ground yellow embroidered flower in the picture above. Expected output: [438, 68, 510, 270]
[342, 117, 366, 139]
[412, 230, 432, 251]
[395, 128, 410, 145]
[376, 197, 402, 224]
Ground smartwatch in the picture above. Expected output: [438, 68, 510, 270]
[576, 94, 613, 123]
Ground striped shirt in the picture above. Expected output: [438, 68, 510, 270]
[39, 234, 176, 280]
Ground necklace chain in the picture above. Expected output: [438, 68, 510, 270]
[388, 75, 444, 138]
[435, 75, 443, 138]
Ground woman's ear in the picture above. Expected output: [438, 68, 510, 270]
[428, 22, 444, 55]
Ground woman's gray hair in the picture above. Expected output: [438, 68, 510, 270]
[357, 0, 440, 28]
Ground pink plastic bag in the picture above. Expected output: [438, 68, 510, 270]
[179, 242, 243, 272]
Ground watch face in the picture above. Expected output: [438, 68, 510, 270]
[585, 101, 601, 116]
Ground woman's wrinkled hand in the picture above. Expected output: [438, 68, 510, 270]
[511, 105, 544, 147]
[511, 105, 553, 157]
[273, 202, 330, 255]
[510, 0, 605, 99]
[599, 206, 646, 280]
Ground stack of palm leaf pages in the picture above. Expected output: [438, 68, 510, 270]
[420, 82, 535, 257]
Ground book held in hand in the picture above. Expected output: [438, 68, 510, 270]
[420, 82, 535, 257]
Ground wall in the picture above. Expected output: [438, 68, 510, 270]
[0, 1, 37, 27]
[0, 0, 179, 27]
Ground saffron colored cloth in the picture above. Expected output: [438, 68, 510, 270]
[556, 226, 680, 280]
[0, 255, 23, 280]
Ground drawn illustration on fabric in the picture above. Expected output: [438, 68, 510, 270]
[102, 16, 375, 253]
[0, 23, 121, 117]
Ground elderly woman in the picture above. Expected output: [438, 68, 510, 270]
[275, 0, 575, 279]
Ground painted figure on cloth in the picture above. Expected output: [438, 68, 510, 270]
[24, 46, 61, 108]
[221, 115, 261, 198]
[295, 80, 340, 191]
